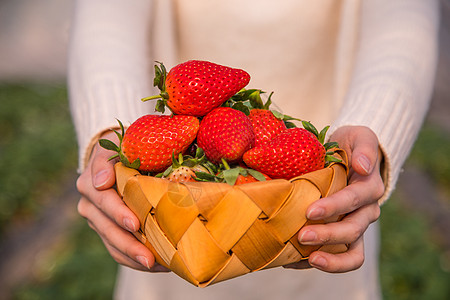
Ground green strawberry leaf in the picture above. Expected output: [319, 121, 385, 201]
[99, 139, 120, 152]
[195, 147, 205, 158]
[223, 168, 240, 186]
[325, 154, 342, 165]
[232, 102, 250, 115]
[153, 64, 162, 89]
[153, 61, 167, 91]
[247, 169, 267, 182]
[231, 89, 261, 101]
[161, 165, 173, 177]
[194, 171, 218, 182]
[155, 99, 166, 113]
[203, 161, 219, 175]
[324, 141, 339, 150]
[248, 90, 264, 109]
[271, 110, 285, 120]
[284, 121, 298, 128]
[238, 167, 248, 177]
[272, 110, 301, 125]
[171, 152, 182, 168]
[182, 159, 198, 168]
[302, 121, 319, 138]
[318, 126, 329, 144]
[129, 158, 141, 170]
[117, 118, 125, 137]
[263, 92, 274, 110]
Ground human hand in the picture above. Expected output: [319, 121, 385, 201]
[76, 131, 168, 272]
[285, 126, 384, 272]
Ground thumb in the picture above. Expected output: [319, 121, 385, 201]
[350, 128, 379, 176]
[91, 131, 120, 190]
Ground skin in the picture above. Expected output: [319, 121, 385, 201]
[76, 125, 384, 273]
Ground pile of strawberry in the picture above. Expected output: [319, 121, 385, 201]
[100, 60, 339, 185]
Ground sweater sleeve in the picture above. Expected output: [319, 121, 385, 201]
[68, 0, 156, 172]
[329, 0, 440, 204]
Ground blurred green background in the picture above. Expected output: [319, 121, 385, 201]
[0, 1, 449, 299]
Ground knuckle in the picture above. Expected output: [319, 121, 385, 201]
[373, 178, 385, 200]
[372, 204, 381, 222]
[355, 252, 365, 269]
[349, 222, 364, 243]
[75, 175, 85, 193]
[344, 189, 360, 211]
[96, 192, 108, 212]
[77, 198, 88, 218]
[319, 232, 332, 244]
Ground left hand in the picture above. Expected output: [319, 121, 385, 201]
[285, 126, 385, 272]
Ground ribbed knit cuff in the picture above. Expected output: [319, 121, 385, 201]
[70, 80, 156, 172]
[329, 85, 429, 205]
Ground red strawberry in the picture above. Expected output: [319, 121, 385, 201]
[99, 115, 199, 173]
[243, 127, 326, 179]
[197, 107, 255, 164]
[216, 158, 270, 185]
[225, 89, 297, 147]
[235, 172, 271, 185]
[249, 109, 287, 147]
[142, 60, 251, 117]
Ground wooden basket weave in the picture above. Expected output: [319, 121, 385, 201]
[115, 149, 348, 287]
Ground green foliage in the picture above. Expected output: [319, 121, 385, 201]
[0, 83, 77, 235]
[379, 196, 450, 300]
[407, 124, 450, 193]
[12, 220, 117, 300]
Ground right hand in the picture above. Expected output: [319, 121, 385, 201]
[76, 131, 168, 272]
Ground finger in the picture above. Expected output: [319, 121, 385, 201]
[100, 235, 150, 271]
[348, 129, 379, 176]
[299, 203, 380, 245]
[77, 197, 155, 269]
[308, 234, 365, 273]
[306, 172, 384, 221]
[77, 176, 140, 232]
[91, 131, 120, 190]
[329, 126, 379, 175]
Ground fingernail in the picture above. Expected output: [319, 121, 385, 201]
[123, 217, 137, 232]
[358, 155, 371, 174]
[310, 255, 327, 269]
[94, 170, 109, 188]
[307, 207, 325, 220]
[299, 230, 317, 244]
[136, 256, 150, 269]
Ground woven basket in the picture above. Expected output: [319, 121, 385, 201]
[115, 149, 348, 287]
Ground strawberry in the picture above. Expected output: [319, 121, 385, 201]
[142, 60, 251, 117]
[99, 115, 199, 173]
[157, 148, 215, 183]
[249, 109, 287, 147]
[235, 172, 271, 185]
[217, 159, 270, 186]
[243, 122, 339, 179]
[224, 89, 299, 147]
[197, 107, 255, 164]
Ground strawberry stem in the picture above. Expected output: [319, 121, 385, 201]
[142, 95, 162, 101]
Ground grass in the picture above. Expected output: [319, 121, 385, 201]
[1, 82, 449, 299]
[0, 83, 78, 236]
[407, 124, 450, 196]
[379, 196, 450, 300]
[12, 220, 117, 300]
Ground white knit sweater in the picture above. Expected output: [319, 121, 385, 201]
[68, 0, 439, 204]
